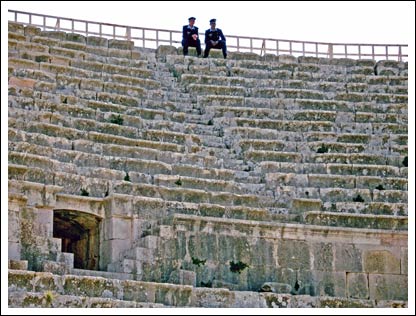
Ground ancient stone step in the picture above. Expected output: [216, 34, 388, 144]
[121, 246, 155, 262]
[8, 269, 406, 307]
[303, 211, 407, 230]
[8, 291, 165, 308]
[153, 174, 264, 195]
[258, 161, 406, 178]
[322, 201, 407, 216]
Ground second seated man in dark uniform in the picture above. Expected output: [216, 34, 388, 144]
[203, 19, 227, 59]
[182, 17, 202, 57]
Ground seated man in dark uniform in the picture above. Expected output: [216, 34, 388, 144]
[203, 19, 227, 59]
[182, 17, 202, 57]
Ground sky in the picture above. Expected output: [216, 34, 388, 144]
[1, 1, 415, 315]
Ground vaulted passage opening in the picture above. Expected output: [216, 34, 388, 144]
[53, 210, 101, 270]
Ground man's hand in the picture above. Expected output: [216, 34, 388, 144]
[192, 34, 198, 40]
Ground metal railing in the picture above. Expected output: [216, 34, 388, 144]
[8, 9, 408, 61]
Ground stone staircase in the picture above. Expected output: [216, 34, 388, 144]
[8, 21, 408, 306]
[8, 266, 407, 308]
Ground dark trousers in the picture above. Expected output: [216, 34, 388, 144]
[203, 40, 227, 58]
[182, 39, 202, 56]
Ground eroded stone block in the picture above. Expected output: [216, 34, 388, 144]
[363, 250, 400, 274]
[347, 272, 369, 299]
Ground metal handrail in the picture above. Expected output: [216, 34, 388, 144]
[8, 9, 408, 61]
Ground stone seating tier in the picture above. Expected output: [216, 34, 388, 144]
[8, 22, 408, 304]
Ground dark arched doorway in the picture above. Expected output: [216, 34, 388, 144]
[53, 210, 102, 270]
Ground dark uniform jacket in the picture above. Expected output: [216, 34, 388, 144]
[182, 25, 199, 42]
[204, 28, 226, 44]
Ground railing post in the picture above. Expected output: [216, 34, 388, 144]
[126, 27, 131, 40]
[55, 18, 60, 31]
[315, 43, 318, 57]
[358, 45, 361, 59]
[302, 42, 305, 56]
[260, 40, 266, 56]
[398, 45, 402, 62]
[328, 44, 333, 59]
[276, 40, 279, 56]
[289, 41, 292, 55]
[372, 45, 375, 60]
[142, 29, 145, 47]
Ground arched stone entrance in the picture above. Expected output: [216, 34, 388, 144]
[53, 209, 102, 270]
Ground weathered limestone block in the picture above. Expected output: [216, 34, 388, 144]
[190, 287, 233, 307]
[42, 260, 68, 275]
[260, 282, 292, 294]
[356, 176, 407, 191]
[369, 274, 407, 300]
[347, 272, 369, 299]
[138, 235, 160, 249]
[71, 59, 103, 73]
[108, 48, 131, 58]
[334, 243, 362, 272]
[188, 83, 246, 97]
[63, 275, 122, 299]
[86, 36, 108, 47]
[400, 247, 407, 275]
[8, 270, 61, 293]
[108, 39, 134, 50]
[309, 174, 355, 189]
[291, 198, 321, 214]
[104, 217, 131, 241]
[305, 211, 407, 230]
[8, 76, 37, 89]
[124, 247, 155, 263]
[319, 296, 374, 308]
[130, 67, 153, 80]
[39, 63, 72, 76]
[169, 269, 196, 286]
[57, 252, 74, 269]
[363, 250, 400, 274]
[9, 259, 28, 270]
[84, 46, 108, 57]
[62, 33, 85, 44]
[246, 150, 302, 163]
[40, 30, 66, 40]
[312, 270, 346, 297]
[311, 242, 334, 271]
[9, 32, 26, 41]
[320, 188, 371, 203]
[97, 91, 139, 107]
[154, 283, 193, 307]
[25, 25, 41, 36]
[80, 78, 103, 92]
[277, 239, 310, 270]
[373, 190, 407, 204]
[9, 22, 25, 34]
